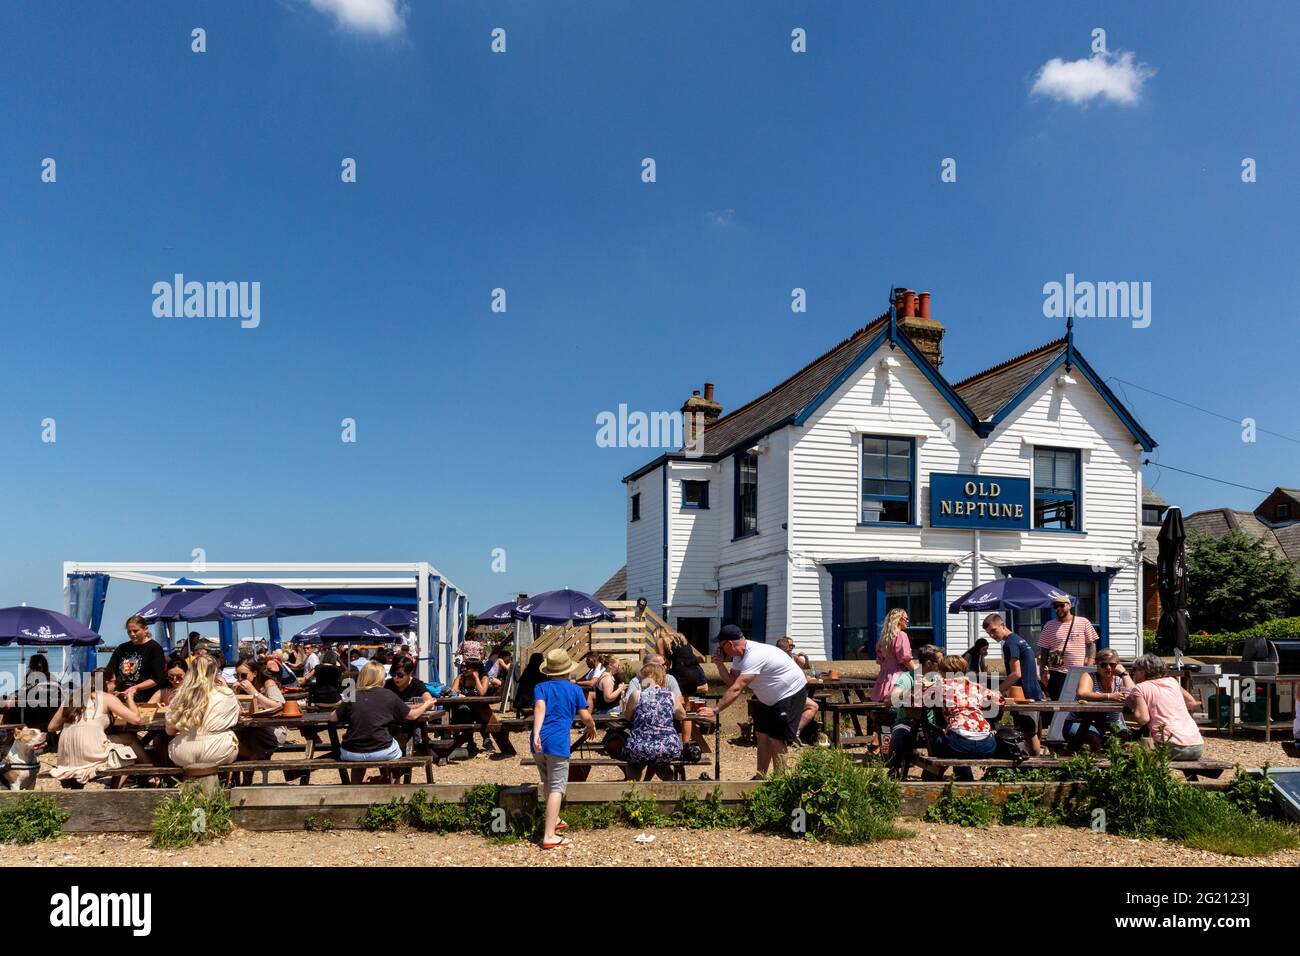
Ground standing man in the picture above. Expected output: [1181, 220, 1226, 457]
[711, 624, 807, 779]
[983, 614, 1043, 756]
[1036, 595, 1099, 700]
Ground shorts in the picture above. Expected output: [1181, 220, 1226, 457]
[751, 688, 807, 744]
[535, 752, 570, 794]
[340, 739, 402, 761]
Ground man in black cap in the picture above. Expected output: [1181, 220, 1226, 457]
[711, 624, 807, 778]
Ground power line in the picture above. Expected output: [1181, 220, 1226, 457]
[1142, 459, 1272, 495]
[1110, 376, 1300, 445]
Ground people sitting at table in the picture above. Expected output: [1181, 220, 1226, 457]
[301, 642, 322, 682]
[49, 668, 144, 789]
[486, 649, 513, 693]
[231, 659, 287, 780]
[776, 637, 822, 743]
[446, 661, 495, 755]
[1126, 653, 1204, 762]
[165, 656, 241, 772]
[1067, 648, 1134, 752]
[305, 650, 344, 706]
[887, 644, 944, 776]
[926, 656, 1002, 781]
[265, 651, 300, 688]
[147, 657, 189, 707]
[456, 635, 484, 666]
[107, 614, 168, 704]
[620, 663, 684, 779]
[332, 662, 434, 783]
[588, 655, 626, 717]
[575, 650, 604, 696]
[661, 631, 709, 699]
[963, 638, 989, 676]
[0, 653, 60, 732]
[514, 653, 546, 713]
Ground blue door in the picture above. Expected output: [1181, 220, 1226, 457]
[830, 563, 947, 659]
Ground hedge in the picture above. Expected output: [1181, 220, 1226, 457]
[1147, 617, 1300, 656]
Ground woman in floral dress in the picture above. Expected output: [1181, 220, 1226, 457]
[621, 663, 685, 777]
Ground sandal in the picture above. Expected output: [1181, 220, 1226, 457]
[555, 819, 569, 832]
[540, 837, 573, 850]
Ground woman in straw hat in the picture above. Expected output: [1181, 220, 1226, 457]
[531, 649, 598, 849]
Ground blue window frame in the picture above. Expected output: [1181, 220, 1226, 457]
[861, 436, 915, 525]
[828, 562, 947, 660]
[682, 480, 709, 510]
[722, 583, 767, 643]
[1033, 447, 1080, 531]
[1004, 565, 1109, 650]
[733, 453, 758, 538]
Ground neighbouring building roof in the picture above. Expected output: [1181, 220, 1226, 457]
[1142, 486, 1169, 508]
[1185, 508, 1289, 559]
[593, 566, 627, 603]
[1273, 523, 1300, 563]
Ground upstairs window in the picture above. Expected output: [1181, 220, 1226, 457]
[1033, 448, 1080, 531]
[861, 436, 914, 524]
[1142, 506, 1164, 526]
[631, 493, 641, 522]
[1278, 502, 1291, 521]
[734, 453, 758, 538]
[682, 480, 709, 510]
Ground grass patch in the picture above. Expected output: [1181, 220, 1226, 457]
[0, 795, 70, 845]
[150, 785, 232, 849]
[743, 747, 909, 845]
[998, 788, 1060, 827]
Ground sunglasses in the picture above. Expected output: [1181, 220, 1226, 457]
[168, 672, 185, 681]
[1098, 662, 1118, 669]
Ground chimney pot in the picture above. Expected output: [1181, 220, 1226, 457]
[918, 291, 931, 319]
[902, 290, 917, 319]
[704, 382, 715, 402]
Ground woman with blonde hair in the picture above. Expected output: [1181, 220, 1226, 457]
[331, 661, 434, 783]
[870, 607, 917, 703]
[620, 663, 684, 779]
[165, 655, 240, 770]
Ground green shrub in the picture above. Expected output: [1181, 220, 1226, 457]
[619, 787, 666, 828]
[670, 788, 737, 829]
[742, 747, 908, 845]
[999, 789, 1060, 827]
[563, 802, 617, 830]
[303, 815, 334, 832]
[359, 797, 408, 832]
[983, 767, 1066, 783]
[1158, 616, 1300, 656]
[151, 785, 233, 848]
[1223, 766, 1284, 818]
[1066, 738, 1297, 857]
[923, 784, 998, 828]
[0, 795, 70, 845]
[401, 785, 506, 836]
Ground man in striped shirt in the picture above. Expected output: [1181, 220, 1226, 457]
[1036, 596, 1099, 700]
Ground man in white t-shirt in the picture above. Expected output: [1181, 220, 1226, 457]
[711, 624, 807, 778]
[303, 644, 321, 681]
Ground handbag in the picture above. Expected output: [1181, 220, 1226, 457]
[994, 724, 1032, 764]
[1044, 618, 1077, 669]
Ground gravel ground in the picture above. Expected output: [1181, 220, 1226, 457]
[4, 822, 1299, 868]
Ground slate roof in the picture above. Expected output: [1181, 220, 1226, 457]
[1184, 508, 1289, 559]
[690, 313, 890, 458]
[1142, 487, 1169, 508]
[593, 566, 627, 603]
[1273, 523, 1300, 563]
[950, 339, 1067, 420]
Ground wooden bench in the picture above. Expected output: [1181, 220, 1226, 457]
[89, 754, 434, 787]
[912, 754, 1232, 779]
[820, 700, 892, 748]
[519, 756, 696, 781]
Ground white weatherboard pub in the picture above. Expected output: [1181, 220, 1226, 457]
[621, 289, 1157, 661]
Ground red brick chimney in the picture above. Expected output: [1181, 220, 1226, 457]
[893, 288, 944, 368]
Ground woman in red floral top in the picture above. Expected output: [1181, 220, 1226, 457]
[929, 657, 1002, 780]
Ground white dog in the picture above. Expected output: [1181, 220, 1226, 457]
[1, 728, 48, 791]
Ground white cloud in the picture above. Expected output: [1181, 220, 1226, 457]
[707, 209, 736, 227]
[308, 0, 405, 36]
[1030, 51, 1155, 106]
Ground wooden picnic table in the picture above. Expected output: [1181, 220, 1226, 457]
[571, 711, 721, 780]
[1004, 700, 1126, 713]
[806, 675, 877, 745]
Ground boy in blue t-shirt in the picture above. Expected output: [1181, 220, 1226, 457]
[983, 613, 1044, 756]
[531, 649, 598, 849]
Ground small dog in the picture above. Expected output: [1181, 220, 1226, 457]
[1, 728, 48, 791]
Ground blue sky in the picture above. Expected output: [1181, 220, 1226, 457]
[1, 0, 1296, 630]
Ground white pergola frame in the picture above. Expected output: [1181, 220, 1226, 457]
[62, 562, 468, 683]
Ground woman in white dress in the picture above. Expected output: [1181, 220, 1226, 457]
[49, 668, 144, 789]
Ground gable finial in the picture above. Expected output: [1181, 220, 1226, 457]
[1065, 311, 1075, 371]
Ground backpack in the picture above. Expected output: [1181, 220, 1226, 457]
[994, 725, 1032, 765]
